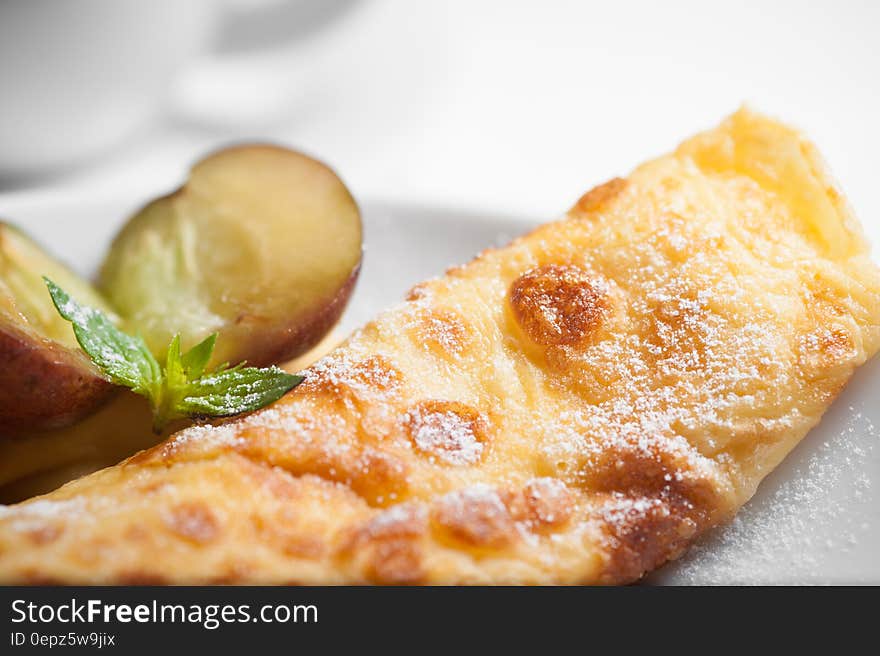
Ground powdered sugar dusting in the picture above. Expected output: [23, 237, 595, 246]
[406, 404, 484, 465]
[437, 484, 507, 518]
[602, 494, 671, 528]
[650, 398, 879, 585]
[160, 422, 246, 455]
[0, 498, 87, 532]
[305, 351, 400, 396]
[362, 503, 426, 537]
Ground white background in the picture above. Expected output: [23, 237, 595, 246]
[2, 0, 879, 239]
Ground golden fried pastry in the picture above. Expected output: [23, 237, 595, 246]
[1, 108, 877, 584]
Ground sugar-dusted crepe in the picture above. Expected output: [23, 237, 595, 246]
[1, 108, 877, 584]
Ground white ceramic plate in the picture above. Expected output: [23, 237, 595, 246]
[9, 198, 880, 585]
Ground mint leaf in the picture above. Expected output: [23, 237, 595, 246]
[179, 366, 302, 418]
[45, 279, 303, 432]
[180, 333, 216, 380]
[164, 334, 186, 391]
[151, 334, 188, 432]
[45, 277, 160, 396]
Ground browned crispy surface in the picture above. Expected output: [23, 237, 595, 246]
[1, 108, 878, 584]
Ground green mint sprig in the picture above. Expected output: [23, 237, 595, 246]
[45, 277, 302, 432]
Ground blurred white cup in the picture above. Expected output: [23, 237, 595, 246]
[0, 0, 361, 179]
[0, 0, 219, 177]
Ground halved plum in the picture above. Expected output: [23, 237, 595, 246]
[0, 223, 117, 432]
[99, 144, 362, 367]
